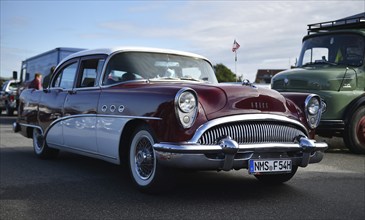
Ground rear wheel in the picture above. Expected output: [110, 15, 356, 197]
[33, 128, 59, 159]
[128, 125, 170, 193]
[254, 166, 298, 184]
[344, 106, 365, 154]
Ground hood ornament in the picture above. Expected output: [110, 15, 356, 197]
[242, 79, 257, 88]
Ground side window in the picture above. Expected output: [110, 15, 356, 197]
[78, 58, 105, 88]
[53, 62, 78, 89]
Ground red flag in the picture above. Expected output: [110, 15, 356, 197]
[232, 39, 240, 52]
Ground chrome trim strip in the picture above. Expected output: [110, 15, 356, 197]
[189, 114, 308, 143]
[19, 123, 43, 135]
[48, 142, 119, 164]
[43, 113, 162, 138]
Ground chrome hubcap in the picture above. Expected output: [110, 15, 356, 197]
[134, 137, 154, 180]
[34, 129, 44, 152]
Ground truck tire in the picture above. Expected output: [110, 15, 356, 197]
[344, 105, 365, 154]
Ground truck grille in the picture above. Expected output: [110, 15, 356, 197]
[197, 121, 306, 145]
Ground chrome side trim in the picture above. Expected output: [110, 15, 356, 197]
[48, 142, 119, 164]
[189, 114, 308, 143]
[19, 123, 43, 135]
[43, 113, 161, 139]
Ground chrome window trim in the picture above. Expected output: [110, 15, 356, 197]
[189, 114, 308, 143]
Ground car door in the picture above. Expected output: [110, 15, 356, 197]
[62, 56, 106, 153]
[40, 59, 79, 148]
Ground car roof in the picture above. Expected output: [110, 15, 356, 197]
[61, 47, 210, 63]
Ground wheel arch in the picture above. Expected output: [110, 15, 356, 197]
[344, 93, 365, 123]
[118, 119, 156, 165]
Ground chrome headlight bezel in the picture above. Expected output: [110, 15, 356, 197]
[305, 94, 323, 129]
[175, 88, 198, 129]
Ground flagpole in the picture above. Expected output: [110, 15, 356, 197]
[235, 51, 237, 82]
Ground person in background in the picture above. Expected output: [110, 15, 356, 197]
[28, 73, 42, 90]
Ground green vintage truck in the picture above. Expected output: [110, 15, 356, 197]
[272, 13, 365, 154]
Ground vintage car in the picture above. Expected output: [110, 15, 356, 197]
[14, 47, 328, 193]
[0, 79, 20, 116]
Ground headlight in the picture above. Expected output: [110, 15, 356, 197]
[308, 98, 320, 115]
[305, 94, 322, 129]
[178, 92, 196, 113]
[175, 88, 198, 128]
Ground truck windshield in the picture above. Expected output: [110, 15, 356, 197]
[103, 52, 218, 85]
[298, 34, 365, 67]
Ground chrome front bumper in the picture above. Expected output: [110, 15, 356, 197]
[153, 136, 328, 171]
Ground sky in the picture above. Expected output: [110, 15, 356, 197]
[1, 0, 364, 82]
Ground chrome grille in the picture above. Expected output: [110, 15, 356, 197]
[197, 121, 306, 145]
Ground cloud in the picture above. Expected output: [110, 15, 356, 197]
[1, 0, 364, 81]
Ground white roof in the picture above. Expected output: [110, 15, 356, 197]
[61, 47, 210, 63]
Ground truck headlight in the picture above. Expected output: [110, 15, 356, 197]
[175, 88, 198, 128]
[305, 94, 322, 129]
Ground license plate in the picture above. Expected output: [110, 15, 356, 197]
[249, 159, 292, 174]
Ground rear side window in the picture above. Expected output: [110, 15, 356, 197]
[78, 58, 105, 88]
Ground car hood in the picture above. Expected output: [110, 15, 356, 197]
[111, 81, 296, 121]
[272, 66, 357, 91]
[197, 83, 292, 120]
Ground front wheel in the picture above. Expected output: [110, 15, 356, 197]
[344, 106, 365, 154]
[33, 128, 59, 159]
[128, 125, 170, 193]
[254, 166, 298, 184]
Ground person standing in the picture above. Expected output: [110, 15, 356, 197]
[28, 73, 42, 90]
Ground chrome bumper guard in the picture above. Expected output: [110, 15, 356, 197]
[153, 136, 328, 171]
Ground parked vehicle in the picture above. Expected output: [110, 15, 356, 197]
[14, 47, 327, 193]
[0, 79, 20, 116]
[271, 13, 365, 154]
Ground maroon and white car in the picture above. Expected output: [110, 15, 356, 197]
[14, 47, 328, 193]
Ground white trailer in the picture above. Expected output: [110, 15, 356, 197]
[20, 47, 85, 87]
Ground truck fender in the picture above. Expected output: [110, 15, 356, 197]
[343, 93, 365, 122]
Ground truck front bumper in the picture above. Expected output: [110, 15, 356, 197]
[317, 120, 345, 137]
[154, 136, 328, 171]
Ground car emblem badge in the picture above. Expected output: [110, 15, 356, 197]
[284, 78, 289, 86]
[101, 105, 107, 112]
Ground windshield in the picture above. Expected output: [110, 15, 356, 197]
[9, 82, 20, 90]
[103, 52, 217, 85]
[298, 34, 365, 67]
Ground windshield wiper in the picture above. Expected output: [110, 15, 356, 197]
[179, 76, 202, 82]
[301, 60, 337, 67]
[314, 59, 338, 66]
